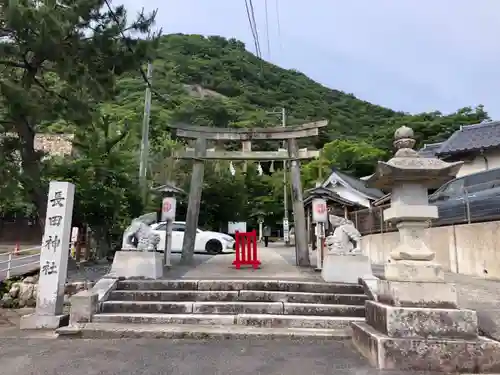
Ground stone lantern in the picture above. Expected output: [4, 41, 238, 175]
[351, 126, 500, 373]
[367, 125, 462, 279]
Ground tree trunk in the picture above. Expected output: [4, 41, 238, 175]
[15, 120, 47, 230]
[94, 227, 110, 260]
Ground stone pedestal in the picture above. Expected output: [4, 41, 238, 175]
[110, 251, 163, 279]
[69, 290, 99, 325]
[352, 273, 500, 373]
[321, 254, 372, 284]
[384, 260, 445, 282]
[352, 125, 500, 372]
[20, 313, 69, 329]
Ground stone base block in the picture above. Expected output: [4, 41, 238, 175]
[385, 260, 444, 282]
[110, 251, 163, 279]
[358, 275, 379, 301]
[20, 313, 69, 330]
[378, 279, 458, 308]
[365, 300, 478, 339]
[351, 321, 500, 373]
[90, 277, 118, 302]
[70, 291, 99, 325]
[321, 254, 372, 284]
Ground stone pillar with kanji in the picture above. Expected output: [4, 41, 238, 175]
[21, 181, 75, 329]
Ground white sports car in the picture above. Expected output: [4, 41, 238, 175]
[150, 221, 235, 254]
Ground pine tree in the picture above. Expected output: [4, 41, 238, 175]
[0, 0, 157, 223]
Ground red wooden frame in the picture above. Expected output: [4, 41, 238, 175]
[232, 230, 260, 269]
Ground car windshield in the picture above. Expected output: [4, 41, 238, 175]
[430, 178, 465, 201]
[152, 222, 205, 233]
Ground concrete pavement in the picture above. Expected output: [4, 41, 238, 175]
[162, 244, 320, 281]
[0, 336, 428, 375]
[3, 245, 500, 374]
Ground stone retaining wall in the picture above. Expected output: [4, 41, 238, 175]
[0, 274, 94, 308]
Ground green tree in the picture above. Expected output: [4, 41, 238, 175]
[302, 140, 386, 187]
[0, 0, 156, 223]
[47, 113, 143, 256]
[1, 29, 493, 241]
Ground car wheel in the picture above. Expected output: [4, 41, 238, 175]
[205, 239, 223, 254]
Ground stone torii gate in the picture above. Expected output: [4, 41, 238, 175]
[172, 120, 327, 267]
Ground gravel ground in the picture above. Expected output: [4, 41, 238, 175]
[66, 259, 111, 283]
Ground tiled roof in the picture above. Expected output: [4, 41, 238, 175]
[418, 142, 443, 158]
[436, 121, 500, 156]
[303, 186, 357, 207]
[323, 168, 384, 200]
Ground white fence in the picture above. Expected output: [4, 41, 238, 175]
[0, 246, 41, 282]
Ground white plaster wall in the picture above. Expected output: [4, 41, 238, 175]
[360, 220, 500, 280]
[456, 150, 500, 177]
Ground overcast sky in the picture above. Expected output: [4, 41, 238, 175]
[119, 0, 500, 118]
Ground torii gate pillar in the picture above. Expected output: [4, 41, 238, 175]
[172, 120, 328, 267]
[288, 138, 308, 266]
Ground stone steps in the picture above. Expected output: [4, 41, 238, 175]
[57, 322, 352, 340]
[101, 300, 366, 317]
[92, 313, 364, 329]
[115, 279, 365, 294]
[67, 279, 369, 339]
[108, 290, 368, 305]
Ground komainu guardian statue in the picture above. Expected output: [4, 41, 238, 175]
[325, 215, 362, 255]
[321, 214, 372, 283]
[121, 212, 160, 251]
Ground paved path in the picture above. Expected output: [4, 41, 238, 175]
[0, 336, 429, 375]
[163, 245, 319, 281]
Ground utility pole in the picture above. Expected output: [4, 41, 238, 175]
[267, 107, 290, 246]
[266, 107, 290, 246]
[281, 107, 290, 246]
[139, 62, 153, 204]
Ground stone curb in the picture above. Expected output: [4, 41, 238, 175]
[56, 323, 353, 340]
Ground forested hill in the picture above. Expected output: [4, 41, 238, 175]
[0, 18, 491, 241]
[115, 33, 489, 155]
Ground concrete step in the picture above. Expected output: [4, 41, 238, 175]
[108, 290, 240, 302]
[283, 303, 365, 317]
[101, 301, 283, 315]
[57, 323, 352, 340]
[93, 313, 236, 325]
[92, 313, 364, 329]
[116, 279, 364, 294]
[102, 301, 192, 314]
[108, 290, 368, 305]
[238, 290, 368, 305]
[237, 314, 364, 329]
[101, 301, 365, 317]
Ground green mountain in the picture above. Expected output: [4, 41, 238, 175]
[1, 25, 491, 243]
[115, 33, 489, 158]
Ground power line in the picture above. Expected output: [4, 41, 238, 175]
[244, 0, 261, 59]
[275, 0, 283, 53]
[264, 0, 271, 59]
[248, 0, 262, 58]
[103, 0, 169, 103]
[244, 0, 260, 57]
